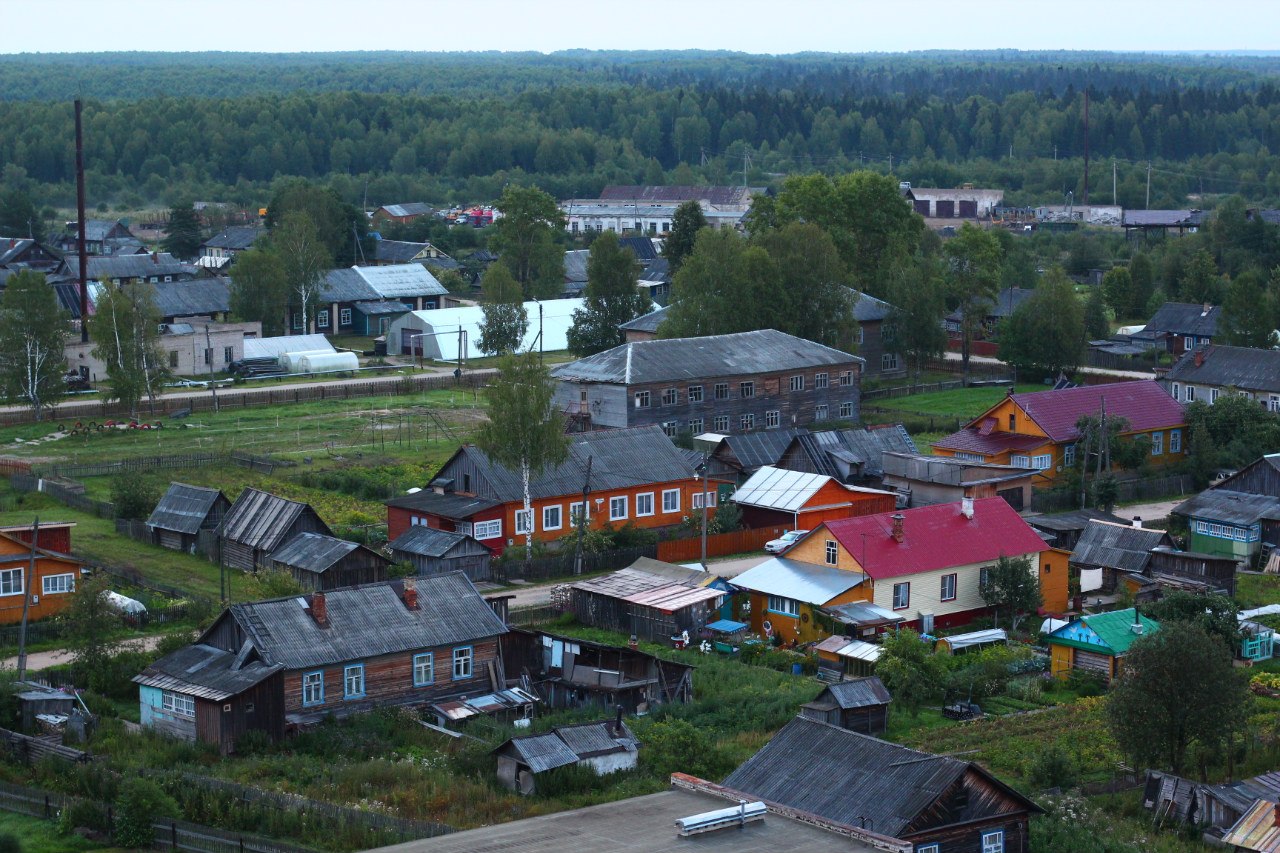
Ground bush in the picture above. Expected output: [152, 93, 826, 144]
[110, 475, 162, 520]
[58, 800, 112, 836]
[113, 777, 179, 849]
[1065, 668, 1107, 698]
[1027, 743, 1079, 790]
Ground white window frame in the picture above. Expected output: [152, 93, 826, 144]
[609, 495, 628, 521]
[452, 647, 474, 680]
[662, 420, 679, 438]
[636, 492, 655, 517]
[1171, 383, 1180, 400]
[634, 390, 651, 408]
[343, 664, 365, 699]
[767, 595, 799, 617]
[692, 491, 718, 510]
[42, 573, 75, 595]
[161, 691, 195, 717]
[687, 385, 703, 403]
[1011, 454, 1031, 469]
[1064, 444, 1076, 467]
[1151, 431, 1164, 455]
[814, 404, 829, 421]
[955, 452, 985, 463]
[661, 489, 681, 513]
[317, 309, 330, 329]
[941, 573, 957, 601]
[839, 402, 854, 419]
[1183, 335, 1194, 351]
[1170, 429, 1182, 454]
[473, 519, 502, 540]
[982, 830, 1005, 853]
[893, 582, 910, 610]
[839, 370, 854, 387]
[662, 388, 678, 406]
[0, 567, 22, 597]
[765, 410, 781, 429]
[714, 382, 730, 400]
[740, 381, 755, 398]
[815, 372, 829, 389]
[1185, 385, 1195, 403]
[515, 510, 533, 535]
[740, 413, 755, 430]
[1032, 453, 1052, 470]
[413, 653, 434, 686]
[790, 374, 804, 391]
[881, 353, 900, 371]
[688, 418, 704, 434]
[542, 505, 562, 531]
[339, 308, 352, 326]
[917, 846, 940, 853]
[714, 415, 730, 432]
[569, 502, 588, 525]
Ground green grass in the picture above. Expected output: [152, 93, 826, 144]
[1236, 572, 1280, 609]
[0, 811, 124, 853]
[870, 383, 1045, 420]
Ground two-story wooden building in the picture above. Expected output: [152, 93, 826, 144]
[552, 329, 863, 437]
[933, 380, 1187, 486]
[0, 524, 86, 626]
[386, 426, 722, 556]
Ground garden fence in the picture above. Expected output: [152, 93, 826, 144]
[655, 526, 780, 562]
[1029, 473, 1195, 514]
[492, 543, 657, 583]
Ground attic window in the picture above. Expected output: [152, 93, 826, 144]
[1008, 414, 1017, 432]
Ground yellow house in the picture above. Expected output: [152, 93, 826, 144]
[933, 381, 1187, 486]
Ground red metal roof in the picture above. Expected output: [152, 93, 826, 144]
[932, 429, 1049, 456]
[821, 497, 1047, 579]
[1008, 380, 1185, 443]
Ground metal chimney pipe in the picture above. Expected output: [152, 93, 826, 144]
[75, 98, 89, 343]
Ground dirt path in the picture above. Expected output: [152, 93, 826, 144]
[1, 633, 167, 672]
[941, 350, 1156, 380]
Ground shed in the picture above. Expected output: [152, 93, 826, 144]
[730, 466, 896, 530]
[269, 532, 391, 591]
[1047, 608, 1161, 683]
[936, 628, 1008, 655]
[1070, 520, 1174, 593]
[146, 483, 231, 553]
[494, 717, 638, 795]
[568, 567, 725, 642]
[15, 683, 77, 732]
[386, 526, 492, 582]
[799, 677, 891, 734]
[217, 488, 332, 571]
[814, 636, 885, 681]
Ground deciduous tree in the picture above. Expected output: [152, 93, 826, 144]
[945, 223, 1003, 385]
[876, 628, 944, 717]
[266, 180, 370, 266]
[477, 263, 527, 356]
[270, 211, 331, 334]
[228, 247, 290, 335]
[660, 229, 777, 339]
[1084, 287, 1109, 340]
[567, 231, 648, 356]
[663, 200, 707, 275]
[0, 269, 70, 420]
[978, 554, 1042, 632]
[489, 185, 565, 300]
[1102, 265, 1134, 319]
[754, 222, 857, 351]
[89, 281, 168, 417]
[883, 259, 948, 384]
[59, 573, 123, 693]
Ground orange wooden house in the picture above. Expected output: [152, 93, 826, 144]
[729, 466, 897, 531]
[0, 523, 86, 625]
[933, 381, 1187, 487]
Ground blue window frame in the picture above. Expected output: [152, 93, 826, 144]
[343, 664, 366, 699]
[302, 670, 324, 706]
[413, 653, 435, 686]
[452, 647, 474, 680]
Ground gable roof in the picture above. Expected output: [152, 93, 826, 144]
[820, 497, 1046, 580]
[945, 286, 1035, 323]
[151, 278, 232, 318]
[1173, 489, 1280, 526]
[1049, 607, 1160, 655]
[218, 488, 329, 552]
[723, 716, 1037, 836]
[201, 225, 264, 252]
[321, 264, 447, 302]
[713, 428, 801, 471]
[146, 482, 227, 535]
[1143, 301, 1221, 337]
[270, 532, 386, 574]
[822, 677, 892, 709]
[1163, 344, 1280, 393]
[618, 305, 670, 334]
[563, 249, 589, 283]
[61, 252, 195, 281]
[387, 525, 475, 558]
[373, 240, 440, 264]
[378, 202, 433, 218]
[729, 557, 866, 605]
[571, 567, 724, 613]
[213, 575, 507, 670]
[732, 466, 878, 513]
[552, 329, 861, 385]
[1070, 520, 1172, 572]
[132, 643, 281, 702]
[851, 290, 894, 324]
[786, 427, 917, 479]
[999, 380, 1185, 443]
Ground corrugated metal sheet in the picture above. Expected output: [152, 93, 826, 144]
[823, 601, 903, 627]
[732, 466, 832, 512]
[201, 225, 264, 251]
[618, 305, 669, 334]
[1071, 520, 1172, 572]
[61, 252, 195, 281]
[824, 677, 892, 710]
[147, 483, 226, 535]
[1174, 489, 1280, 527]
[223, 574, 508, 670]
[242, 335, 335, 360]
[508, 733, 580, 773]
[357, 263, 447, 299]
[218, 488, 315, 552]
[387, 526, 469, 558]
[556, 720, 637, 758]
[730, 557, 866, 605]
[622, 584, 722, 612]
[132, 643, 281, 701]
[719, 430, 801, 470]
[321, 268, 379, 302]
[1222, 798, 1280, 851]
[269, 532, 359, 574]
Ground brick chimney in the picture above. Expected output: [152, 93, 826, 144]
[151, 251, 159, 264]
[402, 577, 419, 610]
[890, 513, 905, 543]
[310, 591, 329, 628]
[1194, 349, 1205, 367]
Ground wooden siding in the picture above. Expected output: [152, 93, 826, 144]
[1041, 547, 1072, 613]
[193, 673, 285, 754]
[222, 506, 331, 572]
[278, 550, 390, 592]
[747, 585, 869, 646]
[0, 541, 85, 625]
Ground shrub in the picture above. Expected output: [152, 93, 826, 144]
[1007, 676, 1044, 703]
[110, 475, 162, 520]
[1027, 743, 1079, 790]
[58, 800, 112, 836]
[1065, 668, 1107, 698]
[113, 777, 179, 849]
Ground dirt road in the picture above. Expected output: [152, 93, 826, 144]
[941, 350, 1156, 380]
[1, 633, 167, 672]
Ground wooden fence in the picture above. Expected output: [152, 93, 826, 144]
[1029, 473, 1195, 514]
[656, 526, 781, 563]
[9, 474, 115, 518]
[0, 728, 91, 765]
[493, 544, 657, 583]
[32, 450, 290, 481]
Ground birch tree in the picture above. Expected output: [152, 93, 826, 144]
[89, 281, 168, 417]
[475, 352, 569, 569]
[271, 211, 331, 334]
[0, 270, 70, 420]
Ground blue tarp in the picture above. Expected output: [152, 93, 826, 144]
[706, 619, 748, 634]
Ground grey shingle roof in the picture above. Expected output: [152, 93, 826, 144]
[1174, 489, 1280, 526]
[387, 526, 470, 558]
[373, 240, 439, 264]
[1143, 302, 1220, 337]
[201, 226, 264, 252]
[270, 533, 361, 574]
[133, 643, 281, 702]
[1163, 344, 1280, 393]
[221, 575, 507, 670]
[61, 253, 195, 281]
[551, 329, 861, 385]
[823, 677, 892, 710]
[718, 429, 801, 470]
[147, 483, 227, 535]
[218, 488, 330, 553]
[505, 732, 580, 773]
[851, 290, 894, 324]
[563, 250, 589, 283]
[152, 278, 231, 318]
[1070, 520, 1172, 572]
[618, 305, 670, 334]
[0, 238, 34, 266]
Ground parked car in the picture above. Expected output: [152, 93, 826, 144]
[764, 530, 808, 554]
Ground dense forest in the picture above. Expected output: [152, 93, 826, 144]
[2, 51, 1280, 212]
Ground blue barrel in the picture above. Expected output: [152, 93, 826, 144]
[791, 663, 803, 675]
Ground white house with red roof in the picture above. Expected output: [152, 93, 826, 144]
[932, 380, 1186, 486]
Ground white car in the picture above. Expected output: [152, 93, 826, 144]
[764, 530, 808, 554]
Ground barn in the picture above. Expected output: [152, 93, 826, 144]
[146, 483, 231, 553]
[218, 488, 332, 571]
[269, 532, 392, 591]
[387, 526, 492, 581]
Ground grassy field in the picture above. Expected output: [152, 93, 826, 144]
[869, 383, 1045, 420]
[1236, 572, 1280, 609]
[0, 811, 124, 853]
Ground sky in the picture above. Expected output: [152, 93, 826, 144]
[0, 0, 1275, 55]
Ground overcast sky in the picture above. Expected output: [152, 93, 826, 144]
[0, 0, 1274, 55]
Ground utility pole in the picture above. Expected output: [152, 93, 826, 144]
[204, 324, 219, 413]
[15, 516, 37, 681]
[1113, 159, 1117, 206]
[699, 460, 710, 569]
[573, 456, 592, 576]
[1146, 163, 1152, 210]
[1082, 89, 1090, 206]
[75, 99, 89, 343]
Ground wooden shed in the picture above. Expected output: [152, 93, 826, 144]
[567, 567, 724, 643]
[217, 488, 332, 571]
[387, 526, 492, 581]
[1047, 608, 1161, 683]
[146, 483, 231, 553]
[799, 677, 891, 735]
[269, 532, 391, 591]
[494, 717, 638, 796]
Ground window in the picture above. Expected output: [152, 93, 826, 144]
[636, 492, 655, 517]
[339, 308, 352, 326]
[203, 348, 212, 365]
[0, 568, 21, 596]
[515, 510, 533, 535]
[454, 521, 472, 535]
[839, 370, 854, 387]
[1011, 454, 1031, 469]
[1185, 385, 1196, 403]
[767, 595, 799, 616]
[917, 846, 939, 853]
[1212, 387, 1221, 403]
[634, 391, 651, 408]
[610, 495, 627, 520]
[1183, 336, 1194, 351]
[1064, 444, 1076, 467]
[955, 452, 985, 463]
[814, 405, 829, 421]
[1171, 383, 1180, 400]
[169, 350, 179, 368]
[714, 382, 730, 400]
[569, 502, 588, 525]
[1008, 413, 1017, 431]
[790, 375, 805, 391]
[302, 671, 324, 706]
[815, 372, 829, 389]
[317, 310, 330, 329]
[688, 418, 704, 434]
[980, 566, 991, 590]
[714, 415, 730, 432]
[662, 388, 678, 406]
[542, 505, 562, 531]
[413, 653, 434, 686]
[473, 519, 502, 540]
[839, 402, 854, 419]
[662, 489, 681, 513]
[161, 691, 195, 717]
[941, 573, 957, 601]
[1032, 454, 1052, 470]
[857, 326, 865, 344]
[693, 491, 718, 510]
[224, 346, 234, 363]
[1151, 431, 1164, 455]
[892, 582, 910, 610]
[343, 664, 366, 699]
[740, 413, 755, 430]
[825, 540, 838, 565]
[881, 353, 900, 371]
[687, 385, 704, 403]
[766, 410, 781, 428]
[1170, 429, 1182, 453]
[981, 830, 1005, 853]
[662, 420, 679, 438]
[452, 647, 473, 679]
[740, 381, 754, 398]
[42, 574, 75, 595]
[292, 313, 303, 330]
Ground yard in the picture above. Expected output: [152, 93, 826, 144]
[868, 383, 1044, 421]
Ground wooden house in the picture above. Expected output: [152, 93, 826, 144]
[0, 529, 87, 626]
[729, 466, 896, 531]
[724, 716, 1041, 853]
[1069, 519, 1174, 594]
[774, 426, 917, 485]
[1162, 345, 1280, 408]
[934, 381, 1187, 486]
[879, 451, 1035, 511]
[146, 483, 230, 553]
[1024, 508, 1125, 552]
[1173, 453, 1280, 565]
[269, 532, 391, 592]
[186, 574, 508, 727]
[567, 562, 725, 642]
[1047, 608, 1160, 683]
[217, 488, 332, 571]
[386, 526, 492, 582]
[494, 717, 639, 795]
[1142, 301, 1220, 356]
[799, 678, 891, 735]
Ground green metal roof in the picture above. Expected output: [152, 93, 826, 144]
[1082, 608, 1161, 655]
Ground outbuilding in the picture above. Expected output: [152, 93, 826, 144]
[730, 466, 896, 530]
[217, 488, 332, 571]
[387, 526, 492, 582]
[269, 532, 391, 591]
[146, 483, 231, 553]
[494, 716, 639, 795]
[1047, 608, 1161, 683]
[799, 677, 891, 735]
